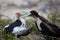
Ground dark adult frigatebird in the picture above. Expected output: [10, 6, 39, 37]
[28, 10, 60, 38]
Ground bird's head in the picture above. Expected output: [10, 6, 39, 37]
[28, 10, 39, 18]
[15, 12, 21, 18]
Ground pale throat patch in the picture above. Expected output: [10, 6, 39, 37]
[36, 18, 42, 30]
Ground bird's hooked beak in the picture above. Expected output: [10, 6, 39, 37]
[28, 14, 37, 19]
[28, 14, 32, 16]
[28, 11, 34, 17]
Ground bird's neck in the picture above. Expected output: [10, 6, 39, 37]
[35, 18, 42, 31]
[16, 16, 23, 20]
[37, 15, 49, 24]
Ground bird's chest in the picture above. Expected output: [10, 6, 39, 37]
[36, 18, 42, 30]
[12, 23, 26, 35]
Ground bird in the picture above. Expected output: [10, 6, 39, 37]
[3, 12, 33, 39]
[28, 10, 60, 38]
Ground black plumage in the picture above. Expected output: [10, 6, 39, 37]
[29, 10, 60, 38]
[3, 18, 33, 38]
[4, 19, 22, 33]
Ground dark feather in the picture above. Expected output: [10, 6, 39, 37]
[4, 19, 22, 33]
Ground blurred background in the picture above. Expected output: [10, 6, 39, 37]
[0, 0, 60, 19]
[0, 0, 60, 40]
